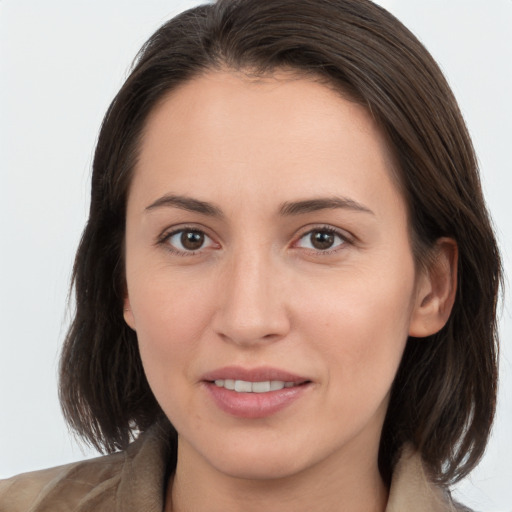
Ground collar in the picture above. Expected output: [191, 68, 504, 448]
[386, 444, 456, 512]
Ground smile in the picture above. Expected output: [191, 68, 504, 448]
[213, 379, 296, 393]
[202, 367, 312, 419]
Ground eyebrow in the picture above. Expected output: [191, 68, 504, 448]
[145, 194, 224, 217]
[145, 194, 374, 217]
[279, 197, 374, 216]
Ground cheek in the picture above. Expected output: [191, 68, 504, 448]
[128, 270, 217, 386]
[295, 257, 416, 398]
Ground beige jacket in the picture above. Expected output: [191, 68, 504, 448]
[0, 426, 463, 512]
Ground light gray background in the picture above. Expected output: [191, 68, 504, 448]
[1, 1, 511, 510]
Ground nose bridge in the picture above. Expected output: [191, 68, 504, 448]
[214, 242, 289, 345]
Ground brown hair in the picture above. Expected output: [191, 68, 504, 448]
[59, 0, 501, 487]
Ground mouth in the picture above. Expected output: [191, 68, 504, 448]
[210, 379, 308, 393]
[201, 366, 312, 418]
[201, 366, 311, 390]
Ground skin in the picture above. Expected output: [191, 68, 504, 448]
[123, 70, 456, 512]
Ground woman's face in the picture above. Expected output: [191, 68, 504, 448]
[124, 71, 428, 480]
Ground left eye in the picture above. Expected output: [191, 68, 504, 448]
[165, 229, 215, 253]
[296, 229, 346, 251]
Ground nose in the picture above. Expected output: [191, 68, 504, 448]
[212, 248, 291, 347]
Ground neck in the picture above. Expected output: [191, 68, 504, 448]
[166, 436, 388, 512]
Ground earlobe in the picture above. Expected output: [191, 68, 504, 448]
[408, 238, 458, 338]
[123, 296, 137, 331]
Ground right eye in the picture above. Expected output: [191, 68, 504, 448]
[161, 228, 217, 255]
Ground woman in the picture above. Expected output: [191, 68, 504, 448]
[0, 0, 501, 510]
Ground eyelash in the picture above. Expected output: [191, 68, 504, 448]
[157, 226, 217, 256]
[156, 225, 352, 257]
[294, 226, 351, 255]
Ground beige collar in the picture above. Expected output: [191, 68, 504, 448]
[386, 444, 456, 512]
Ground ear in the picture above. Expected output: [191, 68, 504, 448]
[408, 238, 458, 338]
[123, 296, 137, 331]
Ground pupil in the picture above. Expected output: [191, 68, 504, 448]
[181, 231, 204, 250]
[311, 231, 334, 250]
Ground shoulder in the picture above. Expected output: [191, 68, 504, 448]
[0, 451, 126, 512]
[0, 423, 173, 512]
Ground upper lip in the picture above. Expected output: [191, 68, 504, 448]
[201, 366, 310, 384]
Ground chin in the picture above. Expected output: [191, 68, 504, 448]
[186, 429, 337, 482]
[210, 450, 308, 481]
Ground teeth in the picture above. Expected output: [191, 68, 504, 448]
[224, 379, 235, 390]
[269, 380, 284, 391]
[235, 380, 252, 392]
[213, 379, 297, 393]
[252, 381, 271, 393]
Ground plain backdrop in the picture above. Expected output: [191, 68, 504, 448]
[1, 1, 511, 510]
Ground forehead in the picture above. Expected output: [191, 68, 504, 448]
[141, 70, 379, 150]
[131, 70, 404, 221]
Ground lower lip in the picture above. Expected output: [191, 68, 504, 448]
[204, 382, 311, 419]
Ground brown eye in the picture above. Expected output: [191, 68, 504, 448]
[296, 228, 346, 252]
[165, 229, 215, 254]
[310, 231, 335, 250]
[181, 231, 205, 250]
